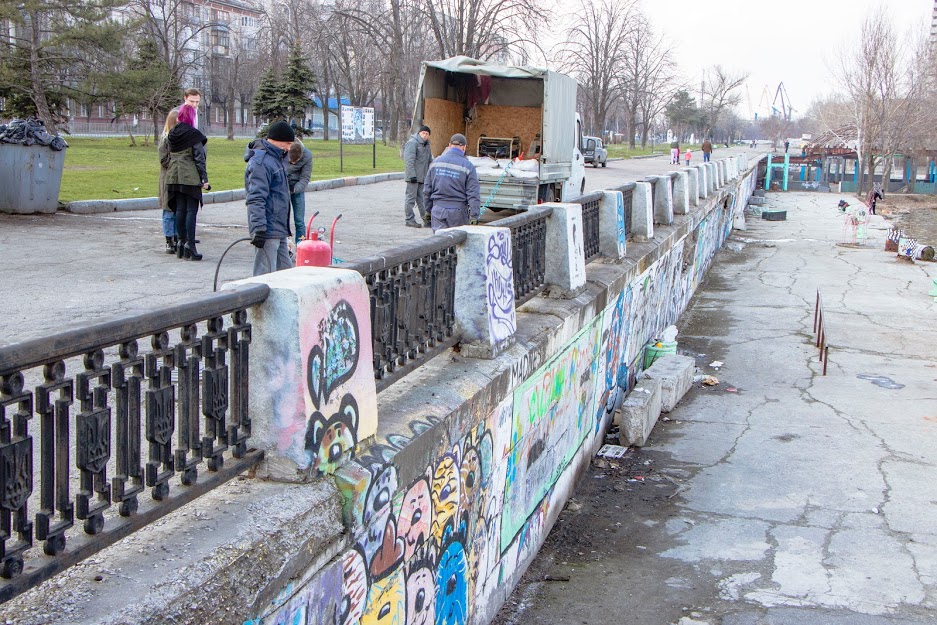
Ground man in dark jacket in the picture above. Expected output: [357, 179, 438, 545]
[701, 138, 713, 163]
[423, 134, 480, 232]
[245, 121, 295, 276]
[403, 125, 432, 227]
[287, 140, 313, 242]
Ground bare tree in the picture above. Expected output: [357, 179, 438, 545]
[616, 13, 678, 148]
[555, 0, 635, 136]
[335, 0, 434, 146]
[835, 8, 930, 192]
[418, 0, 549, 61]
[700, 65, 747, 140]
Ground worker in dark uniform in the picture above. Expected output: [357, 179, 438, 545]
[423, 133, 481, 232]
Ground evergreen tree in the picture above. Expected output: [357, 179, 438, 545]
[279, 46, 316, 137]
[252, 67, 284, 124]
[0, 0, 128, 133]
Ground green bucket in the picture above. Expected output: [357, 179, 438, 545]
[644, 341, 677, 369]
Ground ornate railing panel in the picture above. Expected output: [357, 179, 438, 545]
[0, 285, 268, 602]
[488, 206, 552, 305]
[576, 192, 603, 262]
[341, 231, 466, 392]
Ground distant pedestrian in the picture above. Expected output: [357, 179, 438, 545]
[670, 138, 680, 164]
[866, 184, 883, 216]
[287, 139, 313, 243]
[702, 138, 712, 163]
[165, 104, 209, 261]
[158, 109, 179, 254]
[684, 148, 692, 166]
[245, 121, 296, 276]
[403, 125, 432, 228]
[423, 133, 480, 232]
[784, 140, 790, 153]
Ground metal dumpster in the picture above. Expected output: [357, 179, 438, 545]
[0, 144, 67, 214]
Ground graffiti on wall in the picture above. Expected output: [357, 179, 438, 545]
[485, 231, 517, 345]
[615, 192, 626, 258]
[250, 170, 761, 625]
[500, 317, 602, 551]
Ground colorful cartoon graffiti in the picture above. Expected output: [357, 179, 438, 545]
[300, 297, 377, 475]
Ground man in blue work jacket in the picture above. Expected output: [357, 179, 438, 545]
[423, 133, 481, 232]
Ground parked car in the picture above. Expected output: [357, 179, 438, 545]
[582, 135, 607, 168]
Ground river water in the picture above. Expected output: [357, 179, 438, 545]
[883, 200, 937, 246]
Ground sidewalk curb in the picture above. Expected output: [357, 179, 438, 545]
[65, 171, 406, 214]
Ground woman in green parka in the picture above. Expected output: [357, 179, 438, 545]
[166, 104, 209, 260]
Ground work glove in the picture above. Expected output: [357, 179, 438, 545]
[423, 213, 432, 225]
[250, 230, 267, 248]
[407, 177, 417, 183]
[470, 219, 479, 225]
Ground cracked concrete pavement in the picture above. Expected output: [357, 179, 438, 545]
[494, 192, 937, 625]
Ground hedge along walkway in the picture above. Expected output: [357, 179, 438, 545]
[59, 137, 404, 203]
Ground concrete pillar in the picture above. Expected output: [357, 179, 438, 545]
[598, 190, 627, 260]
[738, 154, 749, 172]
[705, 163, 717, 193]
[650, 176, 674, 225]
[631, 181, 654, 242]
[682, 167, 699, 206]
[669, 170, 689, 215]
[451, 225, 517, 359]
[233, 267, 379, 480]
[695, 165, 709, 199]
[717, 160, 727, 186]
[543, 202, 586, 298]
[730, 157, 739, 179]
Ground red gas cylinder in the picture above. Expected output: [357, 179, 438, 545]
[296, 230, 332, 267]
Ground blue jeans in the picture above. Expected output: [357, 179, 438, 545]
[291, 191, 306, 242]
[161, 209, 176, 237]
[703, 152, 711, 162]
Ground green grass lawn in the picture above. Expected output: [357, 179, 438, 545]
[59, 137, 404, 202]
[606, 143, 703, 159]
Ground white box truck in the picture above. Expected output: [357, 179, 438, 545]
[411, 56, 586, 211]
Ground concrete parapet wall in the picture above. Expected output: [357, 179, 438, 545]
[245, 158, 764, 625]
[6, 159, 764, 625]
[230, 267, 379, 480]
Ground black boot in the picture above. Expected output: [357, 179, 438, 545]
[186, 240, 202, 261]
[176, 239, 185, 259]
[165, 236, 176, 254]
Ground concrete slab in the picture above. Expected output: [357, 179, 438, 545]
[643, 353, 695, 412]
[617, 376, 662, 447]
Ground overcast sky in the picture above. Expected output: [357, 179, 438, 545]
[639, 0, 930, 119]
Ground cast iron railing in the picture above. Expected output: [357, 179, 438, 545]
[0, 284, 268, 603]
[576, 191, 603, 262]
[488, 206, 552, 305]
[341, 231, 466, 392]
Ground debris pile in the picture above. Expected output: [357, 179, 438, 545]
[0, 117, 68, 151]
